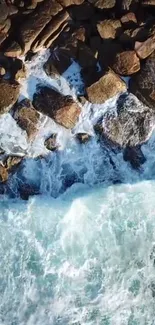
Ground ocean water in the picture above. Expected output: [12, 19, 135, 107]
[1, 50, 155, 324]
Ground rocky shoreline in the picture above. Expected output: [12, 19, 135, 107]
[1, 0, 155, 198]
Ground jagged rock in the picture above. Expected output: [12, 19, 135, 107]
[123, 146, 146, 169]
[135, 34, 155, 59]
[31, 10, 69, 52]
[100, 93, 155, 147]
[86, 68, 127, 104]
[57, 0, 84, 6]
[0, 66, 5, 76]
[120, 12, 137, 28]
[33, 86, 81, 129]
[68, 3, 94, 20]
[129, 51, 155, 108]
[13, 99, 40, 139]
[0, 165, 8, 183]
[19, 0, 63, 54]
[5, 41, 22, 57]
[44, 134, 58, 151]
[5, 156, 23, 171]
[112, 50, 140, 75]
[0, 80, 20, 114]
[76, 133, 91, 143]
[43, 21, 68, 49]
[97, 19, 122, 40]
[44, 48, 72, 78]
[88, 0, 115, 9]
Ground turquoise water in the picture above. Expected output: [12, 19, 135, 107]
[1, 181, 155, 325]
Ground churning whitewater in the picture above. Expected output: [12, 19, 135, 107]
[1, 50, 155, 325]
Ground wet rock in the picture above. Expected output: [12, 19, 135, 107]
[129, 51, 155, 108]
[13, 99, 40, 139]
[19, 183, 40, 200]
[57, 0, 84, 6]
[86, 68, 127, 104]
[31, 10, 69, 52]
[76, 133, 91, 143]
[0, 165, 8, 183]
[77, 41, 97, 68]
[19, 0, 63, 54]
[97, 19, 122, 40]
[123, 146, 146, 169]
[0, 80, 20, 115]
[5, 156, 23, 171]
[44, 48, 72, 78]
[5, 41, 22, 57]
[112, 50, 140, 75]
[44, 134, 58, 151]
[100, 93, 155, 147]
[33, 86, 81, 129]
[135, 34, 155, 59]
[88, 0, 115, 9]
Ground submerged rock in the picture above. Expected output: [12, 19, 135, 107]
[97, 93, 155, 147]
[123, 146, 146, 169]
[33, 86, 81, 129]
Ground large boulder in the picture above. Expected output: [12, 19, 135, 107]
[98, 93, 155, 147]
[135, 34, 155, 59]
[129, 51, 155, 108]
[112, 50, 140, 75]
[86, 68, 127, 104]
[33, 86, 81, 129]
[13, 99, 40, 139]
[0, 80, 20, 115]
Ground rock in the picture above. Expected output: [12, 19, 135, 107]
[129, 51, 155, 108]
[19, 0, 63, 54]
[31, 10, 69, 52]
[8, 4, 18, 15]
[99, 40, 123, 68]
[86, 68, 127, 104]
[88, 0, 115, 9]
[5, 41, 22, 57]
[57, 0, 84, 6]
[100, 93, 155, 147]
[44, 134, 58, 151]
[72, 27, 86, 42]
[120, 12, 137, 28]
[97, 19, 122, 40]
[135, 34, 155, 59]
[43, 21, 68, 49]
[5, 156, 23, 171]
[77, 41, 97, 68]
[0, 165, 8, 183]
[0, 80, 20, 115]
[0, 3, 9, 25]
[68, 3, 94, 20]
[33, 86, 81, 129]
[0, 66, 5, 76]
[1, 18, 11, 34]
[44, 48, 72, 78]
[142, 0, 155, 5]
[120, 0, 138, 11]
[13, 99, 40, 139]
[123, 146, 146, 169]
[76, 133, 91, 143]
[112, 50, 140, 75]
[119, 27, 149, 47]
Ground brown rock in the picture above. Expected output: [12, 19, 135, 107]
[5, 41, 22, 57]
[57, 0, 84, 6]
[0, 80, 20, 115]
[43, 21, 68, 49]
[19, 0, 63, 54]
[0, 66, 5, 76]
[86, 68, 127, 104]
[76, 133, 91, 143]
[44, 134, 58, 151]
[97, 19, 122, 40]
[13, 99, 40, 139]
[129, 51, 155, 108]
[31, 10, 69, 52]
[5, 156, 22, 171]
[0, 165, 8, 183]
[1, 18, 11, 34]
[44, 48, 72, 78]
[72, 27, 86, 42]
[33, 86, 81, 129]
[135, 34, 155, 59]
[120, 12, 137, 28]
[112, 50, 140, 75]
[88, 0, 115, 9]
